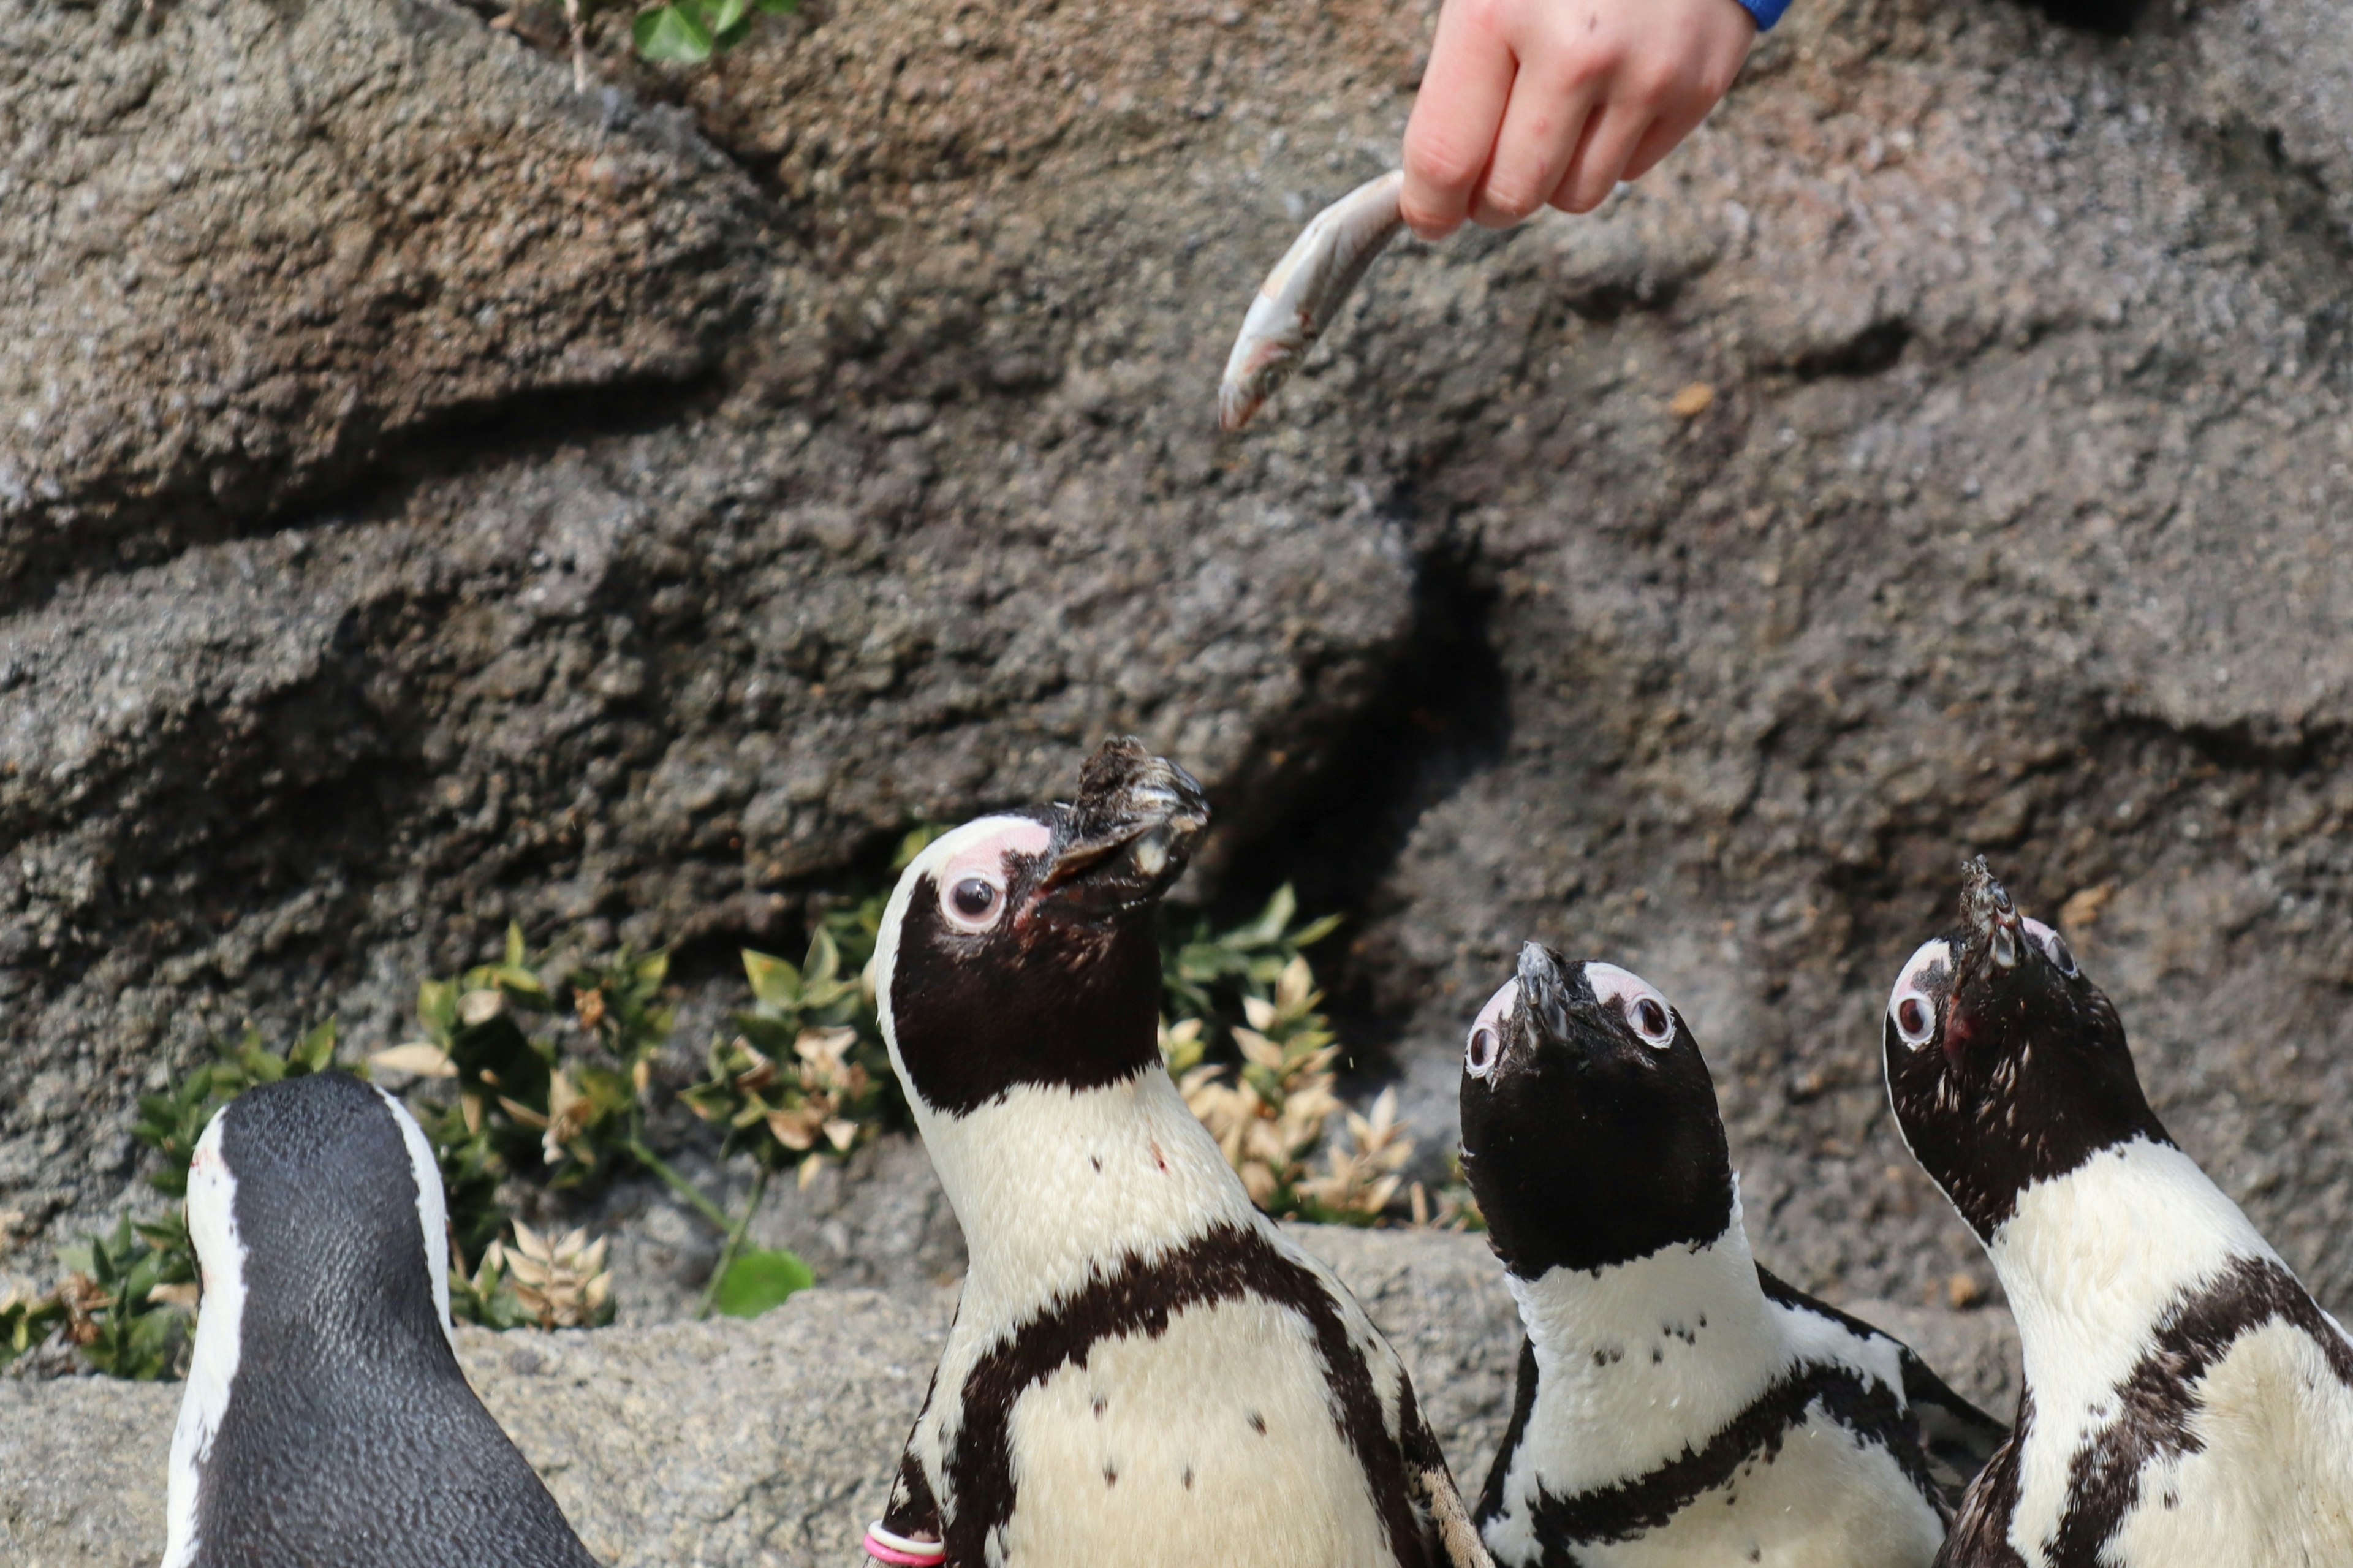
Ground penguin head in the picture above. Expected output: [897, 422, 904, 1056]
[189, 1070, 455, 1365]
[1458, 942, 1734, 1279]
[874, 737, 1209, 1118]
[1881, 857, 2171, 1241]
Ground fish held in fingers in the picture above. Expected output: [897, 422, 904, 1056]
[1218, 170, 1406, 433]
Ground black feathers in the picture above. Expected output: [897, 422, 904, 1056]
[192, 1072, 594, 1568]
[1458, 946, 1734, 1280]
[1884, 862, 2174, 1241]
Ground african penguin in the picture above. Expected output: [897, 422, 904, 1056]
[1884, 858, 2353, 1567]
[865, 737, 1491, 1568]
[165, 1069, 597, 1568]
[1461, 941, 2005, 1568]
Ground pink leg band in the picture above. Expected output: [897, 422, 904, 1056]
[864, 1524, 946, 1567]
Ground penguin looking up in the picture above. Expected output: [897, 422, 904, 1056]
[1884, 858, 2353, 1566]
[165, 1069, 597, 1568]
[1460, 942, 2003, 1568]
[866, 737, 1491, 1568]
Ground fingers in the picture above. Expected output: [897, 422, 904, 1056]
[1471, 67, 1602, 229]
[1401, 0, 1518, 241]
[1620, 107, 1698, 185]
[1550, 99, 1654, 214]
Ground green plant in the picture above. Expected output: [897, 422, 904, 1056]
[36, 852, 1401, 1379]
[0, 1289, 66, 1373]
[12, 1018, 349, 1379]
[669, 826, 937, 1316]
[55, 1211, 199, 1380]
[632, 0, 798, 64]
[377, 926, 676, 1251]
[132, 1019, 339, 1198]
[1158, 890, 1430, 1229]
[1164, 884, 1343, 1023]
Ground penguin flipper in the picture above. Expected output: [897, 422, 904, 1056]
[878, 1444, 946, 1555]
[1896, 1349, 2010, 1503]
[1398, 1386, 1495, 1568]
[1754, 1266, 2007, 1503]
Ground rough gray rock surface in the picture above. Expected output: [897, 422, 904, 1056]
[2, 0, 2351, 1357]
[0, 1225, 2020, 1567]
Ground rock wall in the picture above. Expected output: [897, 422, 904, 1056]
[4, 0, 2352, 1333]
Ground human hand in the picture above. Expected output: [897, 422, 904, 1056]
[1400, 0, 1761, 239]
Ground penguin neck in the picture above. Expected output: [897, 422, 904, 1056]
[1509, 1194, 1774, 1381]
[1502, 1195, 1791, 1491]
[915, 1063, 1261, 1325]
[1987, 1136, 2274, 1429]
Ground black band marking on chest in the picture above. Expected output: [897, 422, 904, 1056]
[1476, 1336, 1543, 1537]
[1514, 1357, 1936, 1555]
[942, 1222, 1432, 1567]
[2044, 1255, 2353, 1564]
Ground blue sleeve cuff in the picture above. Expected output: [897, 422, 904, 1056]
[1733, 0, 1789, 29]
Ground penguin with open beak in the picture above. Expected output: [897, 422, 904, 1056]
[165, 1070, 597, 1568]
[1461, 942, 2003, 1568]
[863, 736, 1491, 1568]
[1884, 858, 2353, 1567]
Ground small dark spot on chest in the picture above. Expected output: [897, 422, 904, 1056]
[1091, 1156, 1102, 1173]
[1247, 1411, 1267, 1434]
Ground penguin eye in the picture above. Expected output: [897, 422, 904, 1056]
[1623, 995, 1673, 1047]
[1892, 992, 1936, 1048]
[1464, 1025, 1501, 1079]
[941, 873, 1006, 932]
[2023, 917, 2077, 977]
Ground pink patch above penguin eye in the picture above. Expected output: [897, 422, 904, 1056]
[2021, 915, 2078, 977]
[931, 817, 1052, 933]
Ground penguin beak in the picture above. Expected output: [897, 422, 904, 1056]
[1960, 855, 2024, 971]
[1033, 738, 1210, 920]
[1513, 942, 1573, 1056]
[1943, 856, 2025, 1065]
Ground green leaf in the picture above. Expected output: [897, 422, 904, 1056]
[691, 0, 750, 34]
[1240, 885, 1297, 945]
[742, 948, 801, 1010]
[634, 2, 715, 62]
[504, 922, 528, 971]
[803, 926, 841, 989]
[1290, 912, 1343, 949]
[710, 1247, 813, 1317]
[293, 1018, 337, 1075]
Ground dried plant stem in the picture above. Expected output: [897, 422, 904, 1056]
[562, 0, 588, 94]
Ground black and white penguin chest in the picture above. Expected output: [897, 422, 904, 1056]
[1882, 873, 2353, 1568]
[1939, 1139, 2353, 1568]
[165, 1070, 596, 1568]
[868, 754, 1485, 1568]
[1474, 1214, 1954, 1568]
[876, 1074, 1464, 1568]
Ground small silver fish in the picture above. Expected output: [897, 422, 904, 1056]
[1218, 170, 1406, 433]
